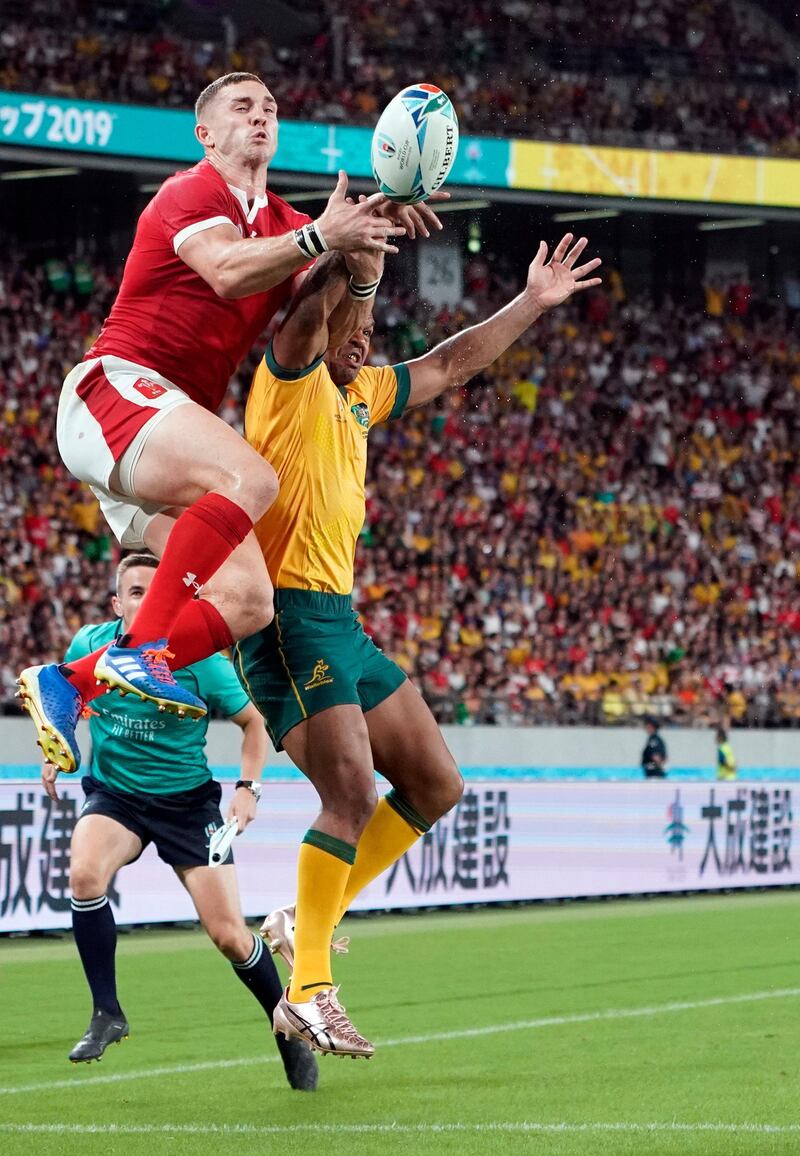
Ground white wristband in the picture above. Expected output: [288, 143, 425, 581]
[348, 275, 381, 300]
[293, 221, 329, 260]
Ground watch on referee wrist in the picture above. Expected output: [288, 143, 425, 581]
[235, 780, 262, 802]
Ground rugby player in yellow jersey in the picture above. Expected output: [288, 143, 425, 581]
[237, 232, 602, 1056]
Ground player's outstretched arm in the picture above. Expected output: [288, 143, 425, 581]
[179, 171, 402, 300]
[327, 245, 386, 349]
[272, 252, 352, 369]
[273, 246, 385, 369]
[325, 187, 438, 345]
[404, 233, 601, 409]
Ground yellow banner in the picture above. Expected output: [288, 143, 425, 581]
[510, 141, 800, 208]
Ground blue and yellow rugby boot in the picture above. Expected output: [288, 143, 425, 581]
[93, 638, 206, 719]
[17, 663, 84, 773]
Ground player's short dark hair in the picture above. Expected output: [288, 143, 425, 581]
[116, 553, 158, 593]
[195, 73, 265, 120]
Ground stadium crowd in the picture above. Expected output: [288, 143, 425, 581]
[2, 0, 799, 156]
[2, 251, 800, 729]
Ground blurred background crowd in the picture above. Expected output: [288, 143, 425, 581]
[2, 0, 799, 729]
[2, 0, 800, 155]
[2, 251, 799, 728]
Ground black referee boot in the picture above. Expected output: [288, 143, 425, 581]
[276, 1034, 319, 1091]
[68, 1007, 130, 1063]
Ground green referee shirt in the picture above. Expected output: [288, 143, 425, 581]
[65, 620, 250, 795]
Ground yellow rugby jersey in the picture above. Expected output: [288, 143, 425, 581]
[246, 341, 410, 593]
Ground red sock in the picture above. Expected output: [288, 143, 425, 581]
[60, 647, 110, 702]
[124, 494, 252, 647]
[165, 598, 235, 669]
[60, 600, 234, 703]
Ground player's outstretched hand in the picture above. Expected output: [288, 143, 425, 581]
[42, 762, 60, 802]
[317, 171, 405, 255]
[369, 190, 450, 240]
[525, 234, 602, 313]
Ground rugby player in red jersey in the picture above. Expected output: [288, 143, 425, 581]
[18, 72, 441, 774]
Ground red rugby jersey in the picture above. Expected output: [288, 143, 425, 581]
[88, 159, 312, 412]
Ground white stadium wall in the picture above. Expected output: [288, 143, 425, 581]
[0, 721, 798, 932]
[4, 720, 800, 774]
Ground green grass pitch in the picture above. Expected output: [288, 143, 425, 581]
[2, 893, 799, 1156]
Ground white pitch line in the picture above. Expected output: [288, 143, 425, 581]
[1, 1123, 800, 1136]
[379, 986, 800, 1048]
[2, 986, 799, 1098]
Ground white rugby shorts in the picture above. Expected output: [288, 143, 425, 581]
[56, 356, 192, 548]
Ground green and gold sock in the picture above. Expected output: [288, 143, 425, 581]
[335, 791, 430, 923]
[288, 830, 355, 1003]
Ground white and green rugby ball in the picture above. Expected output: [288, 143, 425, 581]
[371, 84, 459, 205]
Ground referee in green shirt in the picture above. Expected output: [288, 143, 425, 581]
[44, 553, 316, 1089]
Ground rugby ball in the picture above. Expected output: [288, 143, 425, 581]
[371, 84, 459, 205]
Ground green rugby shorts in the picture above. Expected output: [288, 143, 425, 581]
[234, 589, 407, 750]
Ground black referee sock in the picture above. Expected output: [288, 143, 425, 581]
[231, 933, 283, 1022]
[71, 896, 123, 1016]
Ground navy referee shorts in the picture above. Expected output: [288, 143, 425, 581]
[79, 776, 231, 868]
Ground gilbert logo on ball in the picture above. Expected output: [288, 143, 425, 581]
[371, 84, 459, 205]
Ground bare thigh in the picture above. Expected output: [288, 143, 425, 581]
[119, 401, 278, 522]
[281, 705, 378, 845]
[365, 681, 463, 824]
[70, 814, 143, 899]
[175, 863, 252, 961]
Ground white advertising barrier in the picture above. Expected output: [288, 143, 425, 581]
[0, 779, 795, 933]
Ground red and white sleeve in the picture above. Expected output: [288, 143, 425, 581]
[154, 175, 236, 255]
